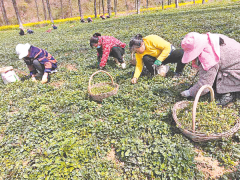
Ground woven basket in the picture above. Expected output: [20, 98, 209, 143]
[172, 85, 240, 142]
[88, 70, 119, 102]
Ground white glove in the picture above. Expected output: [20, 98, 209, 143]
[31, 76, 37, 82]
[181, 90, 191, 97]
[41, 73, 48, 84]
[121, 63, 126, 69]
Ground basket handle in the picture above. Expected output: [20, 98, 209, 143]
[192, 85, 215, 132]
[88, 70, 115, 93]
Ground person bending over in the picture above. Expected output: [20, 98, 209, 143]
[129, 34, 185, 84]
[90, 33, 126, 69]
[16, 43, 57, 84]
[180, 32, 240, 106]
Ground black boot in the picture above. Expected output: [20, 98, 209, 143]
[217, 93, 235, 106]
[173, 72, 182, 78]
[141, 66, 151, 76]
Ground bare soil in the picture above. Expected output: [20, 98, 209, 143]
[194, 148, 238, 179]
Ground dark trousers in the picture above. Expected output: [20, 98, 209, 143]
[97, 47, 125, 64]
[142, 49, 185, 75]
[33, 59, 45, 75]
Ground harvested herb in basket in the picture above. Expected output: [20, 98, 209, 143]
[91, 84, 115, 95]
[177, 101, 238, 134]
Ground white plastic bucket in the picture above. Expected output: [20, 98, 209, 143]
[0, 66, 20, 84]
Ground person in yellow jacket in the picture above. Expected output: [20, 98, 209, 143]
[129, 34, 185, 84]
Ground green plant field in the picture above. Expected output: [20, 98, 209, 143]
[0, 1, 240, 179]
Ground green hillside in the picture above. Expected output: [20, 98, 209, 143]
[0, 1, 240, 179]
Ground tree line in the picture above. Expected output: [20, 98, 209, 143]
[0, 0, 204, 28]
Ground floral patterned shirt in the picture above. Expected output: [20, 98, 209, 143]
[97, 36, 126, 67]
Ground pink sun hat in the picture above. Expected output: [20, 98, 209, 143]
[181, 32, 208, 64]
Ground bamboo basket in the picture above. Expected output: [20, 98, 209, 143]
[172, 85, 240, 142]
[88, 70, 119, 102]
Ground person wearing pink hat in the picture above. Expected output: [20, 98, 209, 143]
[129, 34, 185, 84]
[180, 32, 240, 106]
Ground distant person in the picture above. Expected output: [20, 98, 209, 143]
[15, 43, 57, 84]
[100, 15, 106, 20]
[19, 28, 24, 36]
[90, 33, 126, 69]
[27, 29, 34, 34]
[87, 17, 93, 23]
[46, 28, 52, 33]
[180, 32, 240, 106]
[129, 34, 185, 84]
[52, 24, 57, 29]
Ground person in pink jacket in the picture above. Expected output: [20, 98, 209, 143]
[90, 33, 126, 69]
[180, 32, 240, 106]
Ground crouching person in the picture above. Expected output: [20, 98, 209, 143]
[16, 43, 57, 84]
[129, 34, 185, 84]
[180, 32, 240, 106]
[90, 33, 126, 69]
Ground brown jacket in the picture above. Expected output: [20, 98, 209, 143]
[189, 34, 240, 97]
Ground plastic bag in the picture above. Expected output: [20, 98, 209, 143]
[0, 66, 20, 84]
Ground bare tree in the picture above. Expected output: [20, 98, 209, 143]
[78, 0, 83, 19]
[107, 0, 111, 16]
[102, 0, 105, 15]
[0, 0, 9, 25]
[41, 0, 47, 20]
[114, 0, 117, 15]
[168, 0, 171, 5]
[125, 0, 129, 10]
[162, 0, 164, 9]
[12, 0, 23, 29]
[99, 0, 101, 15]
[34, 0, 40, 22]
[137, 0, 140, 14]
[94, 0, 97, 18]
[45, 0, 54, 24]
[175, 0, 178, 8]
[146, 0, 148, 9]
[60, 0, 63, 19]
[193, 0, 195, 4]
[202, 0, 205, 4]
[69, 0, 73, 17]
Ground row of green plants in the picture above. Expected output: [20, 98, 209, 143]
[0, 1, 240, 179]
